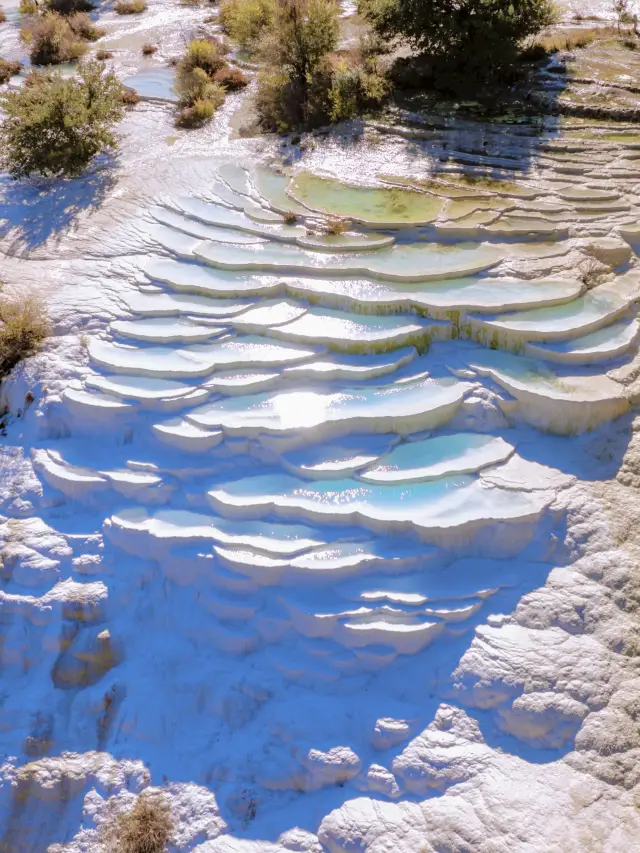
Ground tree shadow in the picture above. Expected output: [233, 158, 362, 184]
[0, 156, 118, 255]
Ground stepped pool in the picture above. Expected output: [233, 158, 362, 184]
[48, 156, 640, 680]
[9, 140, 640, 851]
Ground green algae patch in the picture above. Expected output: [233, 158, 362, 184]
[287, 172, 444, 226]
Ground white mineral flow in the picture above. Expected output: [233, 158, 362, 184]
[2, 59, 640, 853]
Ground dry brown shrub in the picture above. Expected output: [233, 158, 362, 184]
[0, 293, 49, 378]
[114, 0, 146, 13]
[101, 792, 173, 853]
[0, 58, 21, 84]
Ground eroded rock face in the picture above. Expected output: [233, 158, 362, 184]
[2, 24, 640, 850]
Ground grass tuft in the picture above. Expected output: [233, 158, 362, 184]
[325, 217, 349, 235]
[141, 42, 158, 55]
[101, 793, 173, 853]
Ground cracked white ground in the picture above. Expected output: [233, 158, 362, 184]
[2, 3, 640, 851]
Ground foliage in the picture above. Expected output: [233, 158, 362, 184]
[213, 65, 249, 90]
[120, 85, 140, 104]
[67, 11, 105, 40]
[114, 0, 146, 13]
[255, 0, 388, 130]
[0, 7, 6, 23]
[24, 11, 90, 64]
[44, 0, 94, 14]
[96, 48, 114, 60]
[260, 0, 338, 83]
[175, 66, 221, 105]
[219, 0, 276, 51]
[0, 59, 21, 84]
[0, 293, 49, 379]
[360, 0, 559, 84]
[328, 56, 389, 121]
[613, 0, 635, 26]
[256, 0, 341, 130]
[180, 38, 226, 75]
[0, 60, 125, 177]
[173, 38, 230, 128]
[18, 0, 38, 13]
[101, 793, 173, 853]
[141, 42, 158, 55]
[175, 97, 218, 126]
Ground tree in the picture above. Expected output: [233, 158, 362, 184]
[0, 61, 125, 178]
[360, 0, 558, 81]
[260, 0, 338, 88]
[256, 0, 339, 129]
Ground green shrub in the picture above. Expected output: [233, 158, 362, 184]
[360, 0, 558, 84]
[25, 12, 88, 65]
[256, 0, 339, 130]
[180, 38, 226, 75]
[18, 0, 38, 13]
[327, 58, 389, 122]
[0, 293, 49, 378]
[0, 60, 125, 177]
[260, 0, 338, 79]
[219, 0, 276, 51]
[213, 65, 249, 90]
[175, 97, 217, 127]
[0, 59, 21, 84]
[175, 66, 221, 105]
[114, 0, 146, 13]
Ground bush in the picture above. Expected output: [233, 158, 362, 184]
[175, 97, 218, 127]
[0, 294, 49, 378]
[360, 0, 558, 84]
[121, 85, 140, 104]
[68, 11, 105, 40]
[213, 65, 249, 90]
[101, 793, 173, 853]
[175, 66, 221, 105]
[219, 0, 276, 51]
[328, 57, 388, 121]
[18, 0, 38, 13]
[180, 38, 226, 75]
[141, 42, 158, 55]
[25, 12, 88, 65]
[96, 48, 114, 60]
[0, 59, 21, 84]
[0, 7, 6, 23]
[44, 0, 94, 13]
[256, 0, 339, 130]
[0, 60, 125, 177]
[114, 0, 146, 13]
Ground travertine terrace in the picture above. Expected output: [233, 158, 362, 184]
[2, 2, 640, 851]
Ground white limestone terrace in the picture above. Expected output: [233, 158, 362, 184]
[2, 11, 640, 852]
